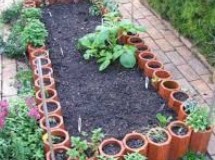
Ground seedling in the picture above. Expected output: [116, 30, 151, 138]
[156, 113, 172, 127]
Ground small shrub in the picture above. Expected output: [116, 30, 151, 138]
[21, 8, 42, 20]
[182, 151, 206, 160]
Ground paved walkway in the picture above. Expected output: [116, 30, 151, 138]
[118, 0, 215, 159]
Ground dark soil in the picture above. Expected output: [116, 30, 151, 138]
[103, 144, 121, 155]
[47, 102, 58, 112]
[142, 55, 153, 59]
[49, 117, 58, 128]
[55, 150, 68, 160]
[126, 139, 144, 149]
[52, 135, 65, 144]
[42, 2, 176, 138]
[149, 64, 161, 68]
[172, 126, 188, 136]
[131, 38, 142, 43]
[173, 92, 189, 102]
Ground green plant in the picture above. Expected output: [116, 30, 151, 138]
[22, 19, 48, 47]
[67, 128, 104, 159]
[147, 127, 168, 143]
[156, 113, 172, 127]
[0, 3, 22, 24]
[124, 152, 147, 160]
[103, 0, 119, 13]
[21, 8, 42, 20]
[186, 107, 211, 132]
[0, 98, 44, 160]
[97, 155, 117, 160]
[0, 35, 5, 54]
[181, 151, 206, 160]
[117, 20, 145, 35]
[183, 100, 198, 114]
[89, 0, 103, 16]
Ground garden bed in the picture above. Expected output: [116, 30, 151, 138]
[42, 1, 176, 138]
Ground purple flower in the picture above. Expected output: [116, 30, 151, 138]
[0, 100, 9, 119]
[28, 107, 40, 120]
[25, 97, 36, 108]
[0, 100, 9, 108]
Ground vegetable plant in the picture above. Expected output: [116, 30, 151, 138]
[156, 113, 172, 127]
[124, 152, 147, 160]
[22, 19, 48, 47]
[186, 107, 211, 132]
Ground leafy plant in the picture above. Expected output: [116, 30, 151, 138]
[183, 100, 198, 114]
[186, 107, 211, 132]
[147, 127, 168, 143]
[21, 8, 42, 20]
[156, 113, 172, 127]
[182, 151, 206, 160]
[97, 155, 117, 160]
[117, 20, 145, 35]
[0, 3, 22, 24]
[22, 19, 48, 47]
[124, 152, 147, 160]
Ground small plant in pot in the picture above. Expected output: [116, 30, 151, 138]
[168, 90, 190, 112]
[21, 19, 48, 54]
[167, 121, 192, 160]
[122, 132, 148, 156]
[124, 152, 147, 160]
[99, 138, 125, 159]
[186, 106, 213, 153]
[67, 128, 104, 160]
[46, 146, 70, 160]
[146, 127, 172, 160]
[178, 100, 197, 121]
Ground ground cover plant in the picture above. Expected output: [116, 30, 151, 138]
[42, 1, 176, 138]
[144, 0, 215, 66]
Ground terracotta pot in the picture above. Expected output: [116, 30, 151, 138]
[168, 91, 190, 113]
[34, 0, 41, 7]
[152, 69, 171, 91]
[46, 146, 71, 160]
[167, 121, 191, 160]
[31, 57, 52, 70]
[122, 132, 148, 156]
[146, 128, 172, 160]
[33, 66, 53, 80]
[118, 32, 139, 45]
[24, 0, 36, 7]
[178, 104, 189, 121]
[99, 138, 125, 160]
[189, 128, 212, 154]
[27, 44, 46, 57]
[44, 129, 70, 153]
[136, 43, 151, 59]
[40, 114, 65, 132]
[29, 48, 49, 65]
[38, 99, 62, 117]
[34, 77, 56, 92]
[144, 60, 164, 78]
[138, 52, 156, 70]
[101, 7, 109, 15]
[36, 88, 58, 104]
[127, 37, 144, 46]
[159, 80, 180, 101]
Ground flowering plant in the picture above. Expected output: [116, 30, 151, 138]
[0, 100, 9, 129]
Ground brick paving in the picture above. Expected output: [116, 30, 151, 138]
[118, 0, 215, 158]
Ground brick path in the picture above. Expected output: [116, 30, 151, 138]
[118, 0, 215, 159]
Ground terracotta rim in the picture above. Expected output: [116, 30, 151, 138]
[40, 114, 64, 131]
[167, 121, 191, 138]
[31, 48, 49, 59]
[34, 66, 53, 79]
[147, 128, 172, 146]
[171, 91, 189, 103]
[32, 57, 52, 68]
[145, 60, 164, 70]
[38, 99, 62, 117]
[139, 52, 156, 61]
[153, 69, 171, 80]
[46, 146, 70, 160]
[99, 138, 125, 158]
[136, 44, 150, 53]
[34, 77, 55, 92]
[36, 88, 58, 103]
[122, 132, 148, 152]
[127, 37, 144, 45]
[161, 80, 180, 91]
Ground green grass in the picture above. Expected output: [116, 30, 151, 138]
[145, 0, 215, 67]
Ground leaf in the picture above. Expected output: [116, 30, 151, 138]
[99, 59, 111, 71]
[119, 52, 136, 68]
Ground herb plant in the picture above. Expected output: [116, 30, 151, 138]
[124, 152, 147, 160]
[22, 19, 48, 47]
[21, 8, 42, 21]
[156, 113, 172, 127]
[147, 127, 168, 143]
[186, 107, 211, 132]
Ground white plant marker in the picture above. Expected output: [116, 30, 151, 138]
[37, 58, 55, 160]
[145, 76, 149, 89]
[78, 115, 82, 133]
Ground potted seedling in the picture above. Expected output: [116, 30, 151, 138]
[178, 100, 197, 121]
[21, 19, 47, 55]
[168, 91, 190, 112]
[38, 99, 62, 117]
[144, 60, 164, 78]
[43, 129, 70, 153]
[99, 138, 125, 159]
[124, 152, 147, 160]
[40, 114, 64, 132]
[123, 132, 148, 156]
[167, 121, 191, 160]
[152, 70, 172, 91]
[186, 107, 213, 153]
[159, 80, 180, 101]
[146, 127, 172, 160]
[46, 146, 70, 160]
[67, 128, 104, 160]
